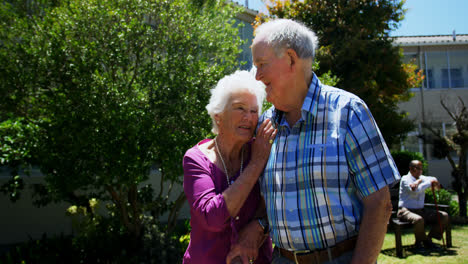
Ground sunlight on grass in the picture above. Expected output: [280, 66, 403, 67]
[378, 224, 468, 264]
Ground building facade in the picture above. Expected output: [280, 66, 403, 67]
[236, 6, 257, 70]
[395, 34, 468, 188]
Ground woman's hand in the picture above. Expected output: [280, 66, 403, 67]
[251, 118, 277, 166]
[222, 119, 277, 218]
[226, 220, 265, 264]
[226, 246, 257, 264]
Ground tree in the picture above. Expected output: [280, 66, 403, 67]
[0, 0, 243, 251]
[423, 97, 468, 218]
[255, 0, 423, 146]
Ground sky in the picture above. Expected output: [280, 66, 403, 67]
[236, 0, 468, 37]
[391, 0, 468, 36]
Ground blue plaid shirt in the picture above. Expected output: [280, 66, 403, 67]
[259, 73, 400, 251]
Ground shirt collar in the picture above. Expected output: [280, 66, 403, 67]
[301, 72, 322, 119]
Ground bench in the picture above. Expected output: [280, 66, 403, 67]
[389, 187, 452, 257]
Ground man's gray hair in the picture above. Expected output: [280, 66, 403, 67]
[206, 70, 266, 134]
[254, 19, 318, 60]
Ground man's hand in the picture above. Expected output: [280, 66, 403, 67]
[410, 179, 422, 191]
[431, 179, 441, 190]
[226, 220, 265, 264]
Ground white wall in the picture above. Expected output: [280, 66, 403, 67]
[0, 169, 190, 245]
[426, 159, 456, 189]
[0, 175, 72, 245]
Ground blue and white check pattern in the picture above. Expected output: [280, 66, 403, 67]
[259, 73, 400, 251]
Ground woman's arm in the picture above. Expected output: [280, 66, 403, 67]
[183, 119, 276, 231]
[183, 152, 231, 232]
[222, 119, 276, 217]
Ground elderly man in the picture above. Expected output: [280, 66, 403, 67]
[398, 160, 448, 249]
[228, 19, 400, 264]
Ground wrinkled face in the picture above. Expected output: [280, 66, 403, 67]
[216, 91, 259, 142]
[410, 162, 423, 178]
[252, 39, 293, 111]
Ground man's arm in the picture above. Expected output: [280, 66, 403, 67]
[413, 176, 437, 192]
[350, 186, 392, 264]
[409, 179, 422, 191]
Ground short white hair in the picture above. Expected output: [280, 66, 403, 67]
[206, 70, 266, 134]
[254, 19, 318, 60]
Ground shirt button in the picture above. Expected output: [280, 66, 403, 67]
[235, 216, 239, 220]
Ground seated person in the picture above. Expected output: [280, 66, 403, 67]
[398, 160, 449, 249]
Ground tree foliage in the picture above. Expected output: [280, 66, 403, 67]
[0, 0, 244, 249]
[255, 0, 424, 146]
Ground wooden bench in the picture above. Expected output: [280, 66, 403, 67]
[389, 187, 452, 257]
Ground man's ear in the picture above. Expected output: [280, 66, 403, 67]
[286, 48, 299, 68]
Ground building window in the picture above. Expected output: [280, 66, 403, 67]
[450, 68, 463, 88]
[448, 49, 468, 88]
[400, 130, 422, 153]
[424, 50, 467, 89]
[442, 68, 464, 88]
[425, 69, 434, 89]
[424, 51, 446, 89]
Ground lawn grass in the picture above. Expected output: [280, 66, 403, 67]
[378, 224, 468, 264]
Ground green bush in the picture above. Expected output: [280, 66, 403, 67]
[449, 200, 460, 216]
[425, 188, 459, 216]
[0, 234, 75, 264]
[0, 220, 188, 264]
[391, 150, 427, 176]
[425, 188, 452, 205]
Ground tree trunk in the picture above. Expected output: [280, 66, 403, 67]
[459, 191, 467, 218]
[458, 147, 467, 218]
[452, 168, 466, 218]
[166, 192, 187, 233]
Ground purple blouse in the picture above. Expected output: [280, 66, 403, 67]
[182, 139, 272, 264]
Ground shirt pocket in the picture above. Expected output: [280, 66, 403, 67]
[303, 142, 344, 183]
[305, 143, 338, 158]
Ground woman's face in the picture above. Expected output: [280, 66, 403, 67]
[216, 91, 259, 142]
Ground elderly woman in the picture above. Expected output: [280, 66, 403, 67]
[182, 70, 276, 264]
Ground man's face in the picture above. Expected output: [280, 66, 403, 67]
[252, 39, 293, 111]
[410, 163, 423, 178]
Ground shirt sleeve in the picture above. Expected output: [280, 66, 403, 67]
[183, 148, 230, 232]
[415, 176, 436, 192]
[399, 176, 412, 191]
[344, 99, 400, 197]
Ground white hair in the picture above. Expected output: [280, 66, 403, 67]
[254, 19, 318, 60]
[206, 70, 266, 134]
